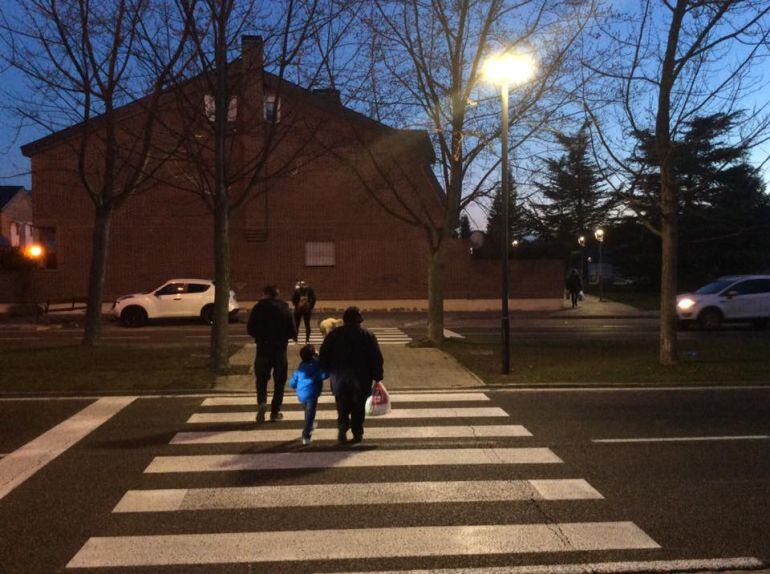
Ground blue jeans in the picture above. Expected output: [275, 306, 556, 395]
[302, 397, 319, 439]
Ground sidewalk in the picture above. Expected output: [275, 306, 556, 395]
[549, 293, 658, 319]
[215, 343, 483, 391]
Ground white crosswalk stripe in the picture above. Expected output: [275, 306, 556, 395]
[67, 391, 664, 571]
[187, 406, 509, 423]
[201, 392, 490, 406]
[170, 424, 531, 444]
[286, 327, 413, 346]
[114, 479, 603, 512]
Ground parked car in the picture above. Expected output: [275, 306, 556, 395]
[676, 275, 770, 330]
[112, 279, 239, 327]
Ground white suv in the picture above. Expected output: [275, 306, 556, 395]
[677, 275, 770, 330]
[112, 279, 239, 327]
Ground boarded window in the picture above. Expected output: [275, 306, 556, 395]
[305, 241, 335, 267]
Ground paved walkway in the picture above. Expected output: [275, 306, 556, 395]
[550, 293, 658, 319]
[215, 343, 482, 391]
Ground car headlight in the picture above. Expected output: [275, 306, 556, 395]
[677, 298, 696, 311]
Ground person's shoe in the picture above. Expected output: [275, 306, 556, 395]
[337, 431, 348, 444]
[269, 411, 284, 422]
[256, 404, 267, 425]
[351, 434, 363, 444]
[302, 435, 311, 446]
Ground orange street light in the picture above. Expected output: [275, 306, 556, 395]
[24, 244, 45, 260]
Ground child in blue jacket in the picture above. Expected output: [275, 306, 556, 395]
[289, 344, 328, 445]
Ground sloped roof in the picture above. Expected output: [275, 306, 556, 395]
[20, 64, 435, 164]
[0, 186, 27, 210]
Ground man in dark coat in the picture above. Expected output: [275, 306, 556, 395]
[247, 284, 297, 424]
[319, 306, 383, 444]
[292, 280, 317, 343]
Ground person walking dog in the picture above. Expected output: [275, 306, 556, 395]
[319, 306, 383, 444]
[247, 284, 297, 424]
[292, 280, 317, 344]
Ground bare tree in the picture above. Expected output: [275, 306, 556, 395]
[158, 0, 354, 372]
[585, 0, 770, 365]
[0, 0, 190, 345]
[346, 0, 598, 343]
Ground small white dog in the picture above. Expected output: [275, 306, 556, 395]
[318, 317, 343, 337]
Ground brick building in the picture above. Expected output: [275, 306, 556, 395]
[19, 37, 563, 311]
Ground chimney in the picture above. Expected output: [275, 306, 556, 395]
[311, 87, 341, 105]
[241, 35, 264, 125]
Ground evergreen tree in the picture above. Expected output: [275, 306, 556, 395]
[484, 174, 530, 257]
[630, 113, 770, 285]
[531, 125, 611, 254]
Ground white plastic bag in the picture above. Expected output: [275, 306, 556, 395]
[365, 381, 391, 416]
[578, 290, 585, 301]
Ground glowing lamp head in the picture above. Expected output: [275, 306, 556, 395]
[25, 244, 44, 259]
[483, 52, 536, 86]
[511, 239, 519, 248]
[578, 235, 586, 247]
[594, 228, 604, 242]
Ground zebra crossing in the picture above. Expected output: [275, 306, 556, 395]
[289, 327, 413, 346]
[66, 391, 662, 571]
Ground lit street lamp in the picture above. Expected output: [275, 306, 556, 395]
[578, 235, 586, 281]
[594, 228, 605, 302]
[484, 50, 536, 375]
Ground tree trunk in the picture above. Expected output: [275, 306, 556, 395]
[82, 204, 113, 346]
[211, 201, 231, 373]
[659, 171, 678, 365]
[427, 239, 447, 344]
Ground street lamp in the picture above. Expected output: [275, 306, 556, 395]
[511, 239, 519, 248]
[578, 235, 586, 281]
[484, 50, 536, 375]
[594, 228, 605, 302]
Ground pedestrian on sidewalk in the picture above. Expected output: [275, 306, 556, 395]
[289, 344, 328, 445]
[292, 280, 316, 344]
[247, 284, 297, 424]
[566, 268, 583, 309]
[319, 306, 383, 444]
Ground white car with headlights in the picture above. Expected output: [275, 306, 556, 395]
[112, 279, 239, 327]
[677, 275, 770, 330]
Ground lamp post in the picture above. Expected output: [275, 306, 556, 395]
[594, 228, 604, 302]
[483, 51, 535, 375]
[578, 235, 586, 281]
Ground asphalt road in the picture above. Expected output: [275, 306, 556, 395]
[2, 314, 770, 347]
[0, 387, 767, 572]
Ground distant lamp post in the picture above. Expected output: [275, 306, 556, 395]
[594, 228, 605, 302]
[484, 50, 536, 375]
[578, 235, 586, 280]
[511, 239, 519, 248]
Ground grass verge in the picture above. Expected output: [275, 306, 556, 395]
[443, 335, 770, 385]
[0, 345, 246, 393]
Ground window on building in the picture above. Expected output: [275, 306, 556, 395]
[37, 226, 57, 270]
[9, 222, 19, 247]
[204, 95, 238, 122]
[264, 96, 280, 122]
[305, 241, 335, 267]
